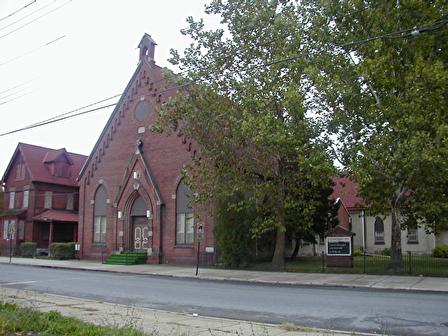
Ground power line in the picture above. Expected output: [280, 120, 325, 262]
[26, 94, 121, 127]
[0, 0, 71, 40]
[0, 92, 32, 106]
[340, 18, 448, 49]
[0, 0, 57, 32]
[0, 18, 445, 137]
[0, 35, 66, 67]
[0, 0, 37, 22]
[0, 79, 35, 95]
[0, 103, 117, 137]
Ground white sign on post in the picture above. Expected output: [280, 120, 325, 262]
[8, 222, 16, 240]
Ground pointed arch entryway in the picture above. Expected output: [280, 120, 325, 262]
[130, 195, 151, 251]
[122, 189, 154, 253]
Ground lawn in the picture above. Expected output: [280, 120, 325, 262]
[0, 302, 147, 336]
[251, 255, 448, 277]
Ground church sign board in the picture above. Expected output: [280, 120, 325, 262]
[324, 225, 355, 268]
[326, 237, 351, 256]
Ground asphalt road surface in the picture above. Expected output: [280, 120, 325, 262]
[1, 264, 447, 336]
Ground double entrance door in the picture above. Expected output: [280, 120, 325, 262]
[131, 216, 150, 251]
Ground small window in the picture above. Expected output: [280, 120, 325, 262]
[16, 163, 25, 180]
[407, 228, 418, 244]
[44, 191, 53, 209]
[2, 221, 9, 239]
[23, 190, 29, 209]
[374, 217, 385, 244]
[9, 191, 15, 209]
[66, 193, 74, 211]
[18, 220, 25, 240]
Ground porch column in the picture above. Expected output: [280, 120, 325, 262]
[73, 224, 78, 242]
[48, 221, 54, 247]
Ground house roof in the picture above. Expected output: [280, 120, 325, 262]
[2, 143, 87, 187]
[331, 176, 365, 210]
[33, 209, 78, 222]
[42, 148, 74, 165]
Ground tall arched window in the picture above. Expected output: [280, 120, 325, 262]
[94, 185, 107, 244]
[176, 181, 194, 245]
[374, 216, 385, 244]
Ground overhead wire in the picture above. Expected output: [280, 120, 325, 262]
[0, 0, 57, 32]
[0, 80, 35, 96]
[0, 0, 37, 22]
[0, 103, 117, 137]
[0, 35, 66, 67]
[0, 18, 446, 137]
[0, 92, 32, 106]
[0, 0, 72, 40]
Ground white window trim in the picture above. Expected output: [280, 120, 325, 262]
[44, 191, 53, 209]
[23, 190, 29, 209]
[66, 193, 74, 210]
[9, 191, 15, 209]
[176, 212, 194, 245]
[93, 216, 107, 244]
[2, 220, 9, 239]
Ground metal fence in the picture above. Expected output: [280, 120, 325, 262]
[319, 251, 448, 277]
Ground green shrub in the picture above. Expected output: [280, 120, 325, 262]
[214, 193, 258, 268]
[353, 247, 363, 257]
[50, 242, 76, 260]
[20, 242, 37, 257]
[382, 247, 391, 256]
[433, 245, 448, 258]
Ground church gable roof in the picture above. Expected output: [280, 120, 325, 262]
[78, 34, 174, 183]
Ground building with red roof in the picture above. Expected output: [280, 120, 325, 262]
[1, 143, 87, 255]
[330, 176, 444, 255]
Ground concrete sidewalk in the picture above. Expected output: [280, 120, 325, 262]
[1, 256, 447, 292]
[0, 287, 366, 336]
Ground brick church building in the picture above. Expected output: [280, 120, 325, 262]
[77, 34, 215, 264]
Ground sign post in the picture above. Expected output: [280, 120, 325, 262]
[8, 222, 16, 264]
[195, 224, 203, 276]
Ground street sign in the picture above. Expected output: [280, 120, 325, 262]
[196, 224, 204, 242]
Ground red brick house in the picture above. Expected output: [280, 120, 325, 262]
[0, 143, 86, 254]
[77, 34, 215, 264]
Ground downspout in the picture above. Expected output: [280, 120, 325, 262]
[361, 209, 366, 251]
[80, 178, 86, 258]
[158, 202, 163, 263]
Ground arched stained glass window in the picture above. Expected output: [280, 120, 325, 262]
[176, 181, 194, 245]
[93, 185, 107, 244]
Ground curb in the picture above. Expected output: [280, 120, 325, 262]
[2, 260, 448, 294]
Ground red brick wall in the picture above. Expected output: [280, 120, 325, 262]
[78, 61, 215, 264]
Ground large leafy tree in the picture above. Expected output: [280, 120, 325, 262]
[304, 1, 448, 270]
[154, 0, 335, 269]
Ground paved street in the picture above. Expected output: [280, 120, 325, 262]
[1, 264, 448, 336]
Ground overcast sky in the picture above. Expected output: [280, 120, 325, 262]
[0, 0, 217, 174]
